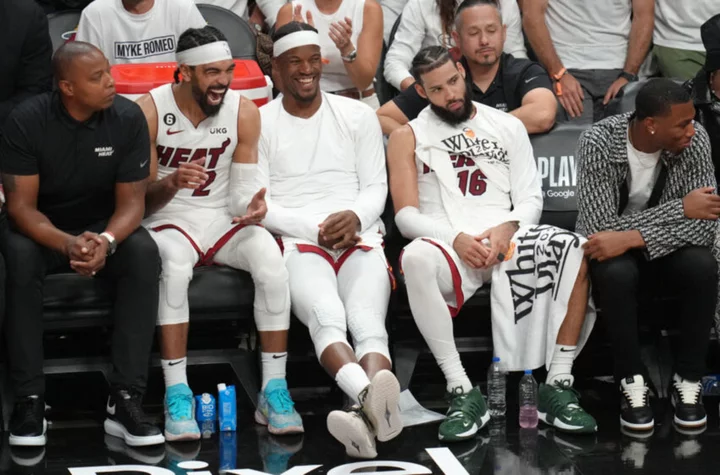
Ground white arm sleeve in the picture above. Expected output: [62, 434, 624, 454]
[383, 0, 426, 90]
[506, 120, 543, 226]
[257, 134, 320, 243]
[350, 110, 388, 233]
[395, 206, 459, 246]
[228, 162, 258, 216]
[500, 0, 527, 58]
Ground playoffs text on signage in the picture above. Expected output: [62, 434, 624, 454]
[535, 155, 577, 210]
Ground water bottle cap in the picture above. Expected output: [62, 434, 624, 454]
[524, 370, 532, 375]
[492, 357, 500, 363]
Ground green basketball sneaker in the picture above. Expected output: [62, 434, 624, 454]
[438, 386, 490, 442]
[538, 381, 597, 433]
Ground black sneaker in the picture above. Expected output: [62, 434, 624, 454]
[104, 388, 165, 447]
[9, 396, 47, 447]
[619, 375, 654, 431]
[670, 374, 706, 429]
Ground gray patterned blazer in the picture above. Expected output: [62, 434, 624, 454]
[575, 112, 717, 260]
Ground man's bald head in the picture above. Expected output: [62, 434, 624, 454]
[52, 41, 105, 82]
[52, 41, 116, 112]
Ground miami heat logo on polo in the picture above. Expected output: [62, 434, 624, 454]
[156, 137, 232, 197]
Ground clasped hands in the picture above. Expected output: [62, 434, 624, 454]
[66, 232, 108, 277]
[452, 221, 517, 269]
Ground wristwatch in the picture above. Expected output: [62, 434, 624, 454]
[100, 232, 117, 256]
[618, 71, 639, 82]
[341, 49, 358, 63]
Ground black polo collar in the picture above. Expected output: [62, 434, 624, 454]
[51, 91, 101, 130]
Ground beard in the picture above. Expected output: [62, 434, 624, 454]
[430, 85, 474, 125]
[191, 83, 226, 117]
[285, 76, 319, 104]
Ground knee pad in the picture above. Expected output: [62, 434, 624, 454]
[306, 301, 350, 359]
[158, 260, 193, 326]
[252, 261, 290, 323]
[400, 240, 438, 280]
[347, 307, 390, 362]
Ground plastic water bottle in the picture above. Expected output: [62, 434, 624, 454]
[487, 357, 507, 417]
[702, 375, 720, 395]
[519, 370, 538, 429]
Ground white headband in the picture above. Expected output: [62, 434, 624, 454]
[176, 41, 233, 66]
[273, 30, 321, 57]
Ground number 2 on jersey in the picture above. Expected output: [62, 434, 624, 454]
[457, 169, 487, 196]
[193, 170, 216, 197]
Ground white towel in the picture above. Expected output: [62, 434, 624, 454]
[490, 224, 597, 371]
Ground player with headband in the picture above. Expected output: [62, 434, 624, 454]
[258, 22, 402, 459]
[136, 26, 303, 442]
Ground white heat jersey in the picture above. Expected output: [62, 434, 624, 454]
[408, 102, 542, 236]
[149, 84, 240, 214]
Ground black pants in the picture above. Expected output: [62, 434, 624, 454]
[590, 246, 717, 384]
[0, 220, 160, 397]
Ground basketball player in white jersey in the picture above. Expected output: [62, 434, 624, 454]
[387, 46, 599, 441]
[136, 26, 303, 441]
[257, 22, 401, 459]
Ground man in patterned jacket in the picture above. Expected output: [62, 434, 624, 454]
[576, 78, 719, 434]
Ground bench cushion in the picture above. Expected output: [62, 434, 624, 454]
[43, 266, 254, 313]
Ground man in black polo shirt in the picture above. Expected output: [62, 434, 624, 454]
[0, 42, 164, 448]
[377, 0, 556, 136]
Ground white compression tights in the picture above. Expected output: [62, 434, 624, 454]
[401, 239, 472, 392]
[152, 226, 290, 331]
[285, 248, 392, 363]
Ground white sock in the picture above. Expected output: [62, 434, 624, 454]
[261, 352, 287, 390]
[546, 344, 576, 386]
[335, 363, 371, 404]
[161, 357, 188, 388]
[439, 354, 473, 394]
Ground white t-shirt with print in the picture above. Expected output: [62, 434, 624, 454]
[76, 0, 207, 65]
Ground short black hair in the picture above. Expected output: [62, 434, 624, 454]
[52, 41, 102, 82]
[174, 25, 228, 83]
[411, 46, 454, 84]
[455, 0, 500, 30]
[635, 78, 692, 120]
[272, 21, 319, 44]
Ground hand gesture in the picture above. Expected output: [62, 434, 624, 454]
[452, 232, 490, 269]
[603, 77, 629, 105]
[318, 210, 361, 250]
[232, 188, 268, 225]
[682, 186, 720, 220]
[582, 231, 636, 262]
[65, 232, 102, 261]
[557, 72, 585, 119]
[475, 221, 517, 268]
[171, 157, 208, 190]
[329, 17, 354, 56]
[67, 232, 108, 276]
[292, 4, 315, 26]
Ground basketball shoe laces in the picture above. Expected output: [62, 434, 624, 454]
[673, 378, 701, 404]
[267, 387, 295, 414]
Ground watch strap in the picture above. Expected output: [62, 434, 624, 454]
[100, 232, 116, 255]
[341, 48, 357, 62]
[619, 71, 638, 82]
